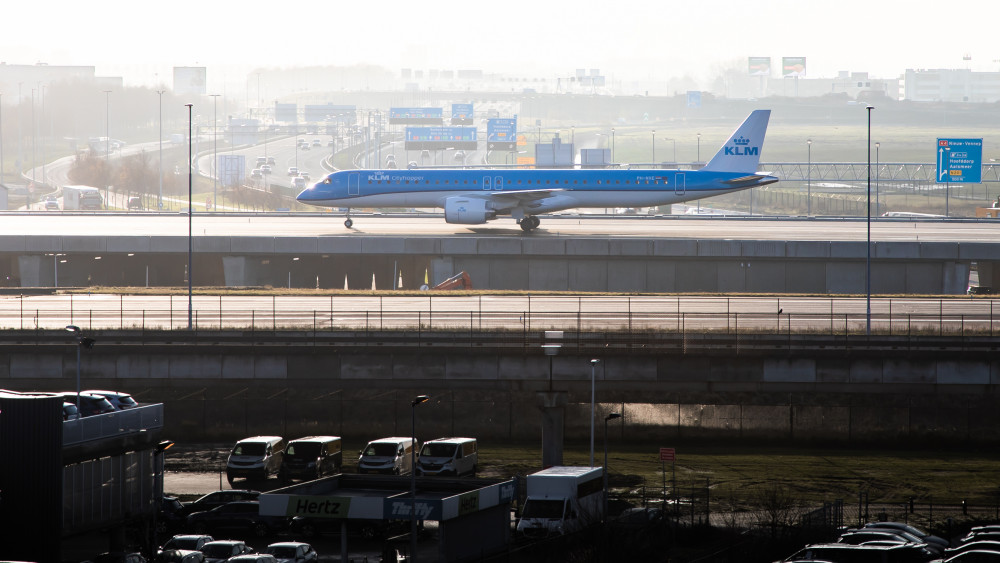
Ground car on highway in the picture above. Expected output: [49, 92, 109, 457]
[290, 177, 306, 190]
[326, 139, 334, 147]
[250, 169, 262, 180]
[266, 157, 276, 166]
[298, 171, 310, 181]
[454, 150, 465, 162]
[311, 139, 321, 147]
[199, 540, 253, 563]
[45, 196, 59, 210]
[260, 164, 272, 174]
[300, 144, 310, 151]
[287, 167, 299, 177]
[265, 542, 317, 563]
[127, 197, 143, 210]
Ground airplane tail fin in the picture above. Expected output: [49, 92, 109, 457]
[701, 110, 770, 173]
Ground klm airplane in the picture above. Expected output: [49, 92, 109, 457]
[296, 110, 776, 231]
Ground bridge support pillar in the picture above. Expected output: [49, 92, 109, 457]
[17, 255, 43, 287]
[537, 391, 567, 467]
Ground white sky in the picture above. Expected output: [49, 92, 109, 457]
[3, 0, 999, 88]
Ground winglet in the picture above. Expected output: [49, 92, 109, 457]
[701, 110, 770, 174]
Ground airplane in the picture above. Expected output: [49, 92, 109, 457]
[296, 109, 777, 231]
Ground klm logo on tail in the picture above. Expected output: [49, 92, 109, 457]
[724, 136, 759, 156]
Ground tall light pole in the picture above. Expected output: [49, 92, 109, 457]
[611, 128, 615, 163]
[1, 92, 5, 185]
[157, 90, 164, 210]
[589, 358, 600, 467]
[807, 139, 812, 215]
[866, 105, 874, 336]
[65, 325, 95, 413]
[186, 103, 194, 330]
[30, 88, 35, 189]
[697, 133, 702, 163]
[210, 94, 220, 211]
[410, 394, 429, 562]
[603, 412, 622, 523]
[651, 130, 655, 164]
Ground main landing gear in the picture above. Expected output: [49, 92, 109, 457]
[519, 216, 540, 232]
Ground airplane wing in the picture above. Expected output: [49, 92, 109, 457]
[485, 188, 565, 206]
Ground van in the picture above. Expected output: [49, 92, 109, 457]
[358, 437, 417, 475]
[279, 436, 342, 481]
[226, 436, 285, 485]
[416, 437, 477, 477]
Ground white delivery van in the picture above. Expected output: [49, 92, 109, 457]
[358, 437, 417, 475]
[415, 437, 477, 477]
[226, 435, 286, 485]
[516, 466, 604, 539]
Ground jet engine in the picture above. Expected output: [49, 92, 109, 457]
[444, 197, 496, 224]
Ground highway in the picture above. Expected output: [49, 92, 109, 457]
[1, 212, 1000, 241]
[1, 293, 995, 333]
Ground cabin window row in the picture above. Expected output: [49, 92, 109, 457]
[366, 178, 667, 185]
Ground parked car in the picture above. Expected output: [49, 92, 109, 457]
[55, 392, 116, 417]
[161, 534, 214, 552]
[177, 490, 260, 517]
[187, 501, 285, 537]
[938, 551, 1000, 562]
[265, 542, 317, 563]
[863, 522, 949, 550]
[157, 497, 189, 534]
[199, 541, 253, 563]
[90, 553, 147, 563]
[84, 389, 139, 410]
[279, 436, 341, 482]
[944, 541, 1000, 558]
[63, 402, 80, 421]
[156, 550, 205, 563]
[228, 556, 276, 563]
[226, 436, 285, 485]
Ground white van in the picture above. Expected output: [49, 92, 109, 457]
[358, 437, 417, 475]
[416, 437, 477, 477]
[226, 435, 285, 485]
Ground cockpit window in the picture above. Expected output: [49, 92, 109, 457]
[323, 178, 332, 184]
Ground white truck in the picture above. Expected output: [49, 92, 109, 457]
[516, 466, 604, 539]
[62, 185, 104, 210]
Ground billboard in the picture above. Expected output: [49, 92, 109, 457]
[748, 57, 771, 76]
[173, 67, 207, 96]
[405, 127, 477, 150]
[451, 103, 474, 125]
[486, 118, 517, 150]
[390, 107, 444, 125]
[275, 103, 297, 123]
[216, 154, 246, 187]
[782, 57, 807, 77]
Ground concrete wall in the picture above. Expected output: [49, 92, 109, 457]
[3, 338, 1000, 445]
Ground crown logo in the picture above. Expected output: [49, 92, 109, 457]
[733, 136, 750, 146]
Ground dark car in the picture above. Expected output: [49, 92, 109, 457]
[199, 540, 253, 563]
[160, 534, 214, 552]
[178, 490, 260, 517]
[157, 497, 188, 534]
[56, 392, 116, 417]
[186, 501, 286, 537]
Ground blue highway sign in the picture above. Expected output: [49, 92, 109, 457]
[936, 138, 982, 183]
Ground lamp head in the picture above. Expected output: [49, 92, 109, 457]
[605, 413, 622, 422]
[65, 325, 80, 334]
[590, 359, 600, 366]
[411, 395, 430, 407]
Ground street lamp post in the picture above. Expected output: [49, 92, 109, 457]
[807, 139, 812, 215]
[157, 90, 164, 210]
[65, 325, 95, 413]
[603, 413, 622, 523]
[210, 94, 220, 211]
[589, 358, 600, 467]
[103, 90, 111, 162]
[1, 92, 5, 184]
[866, 105, 874, 336]
[410, 395, 429, 562]
[186, 103, 194, 330]
[651, 130, 655, 164]
[697, 133, 702, 163]
[611, 128, 615, 163]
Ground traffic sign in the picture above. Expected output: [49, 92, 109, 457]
[659, 447, 675, 462]
[936, 138, 982, 183]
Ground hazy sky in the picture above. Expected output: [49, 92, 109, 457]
[4, 0, 998, 89]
